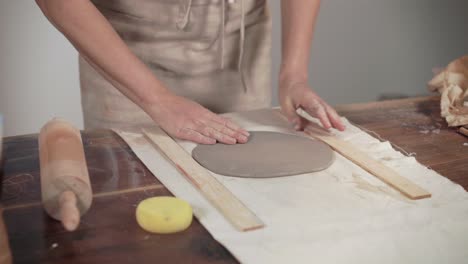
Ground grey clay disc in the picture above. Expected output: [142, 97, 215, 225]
[192, 131, 335, 178]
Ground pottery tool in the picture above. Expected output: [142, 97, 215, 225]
[295, 108, 431, 200]
[39, 119, 92, 231]
[142, 127, 264, 232]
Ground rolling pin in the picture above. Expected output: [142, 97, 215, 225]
[39, 119, 92, 231]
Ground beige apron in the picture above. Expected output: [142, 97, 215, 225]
[80, 0, 272, 129]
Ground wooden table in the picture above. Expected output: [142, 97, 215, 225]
[1, 96, 467, 263]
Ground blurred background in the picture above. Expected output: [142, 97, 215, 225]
[1, 0, 467, 136]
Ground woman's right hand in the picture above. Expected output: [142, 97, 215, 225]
[146, 94, 250, 145]
[35, 1, 249, 145]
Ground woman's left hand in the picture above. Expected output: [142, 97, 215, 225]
[279, 81, 346, 132]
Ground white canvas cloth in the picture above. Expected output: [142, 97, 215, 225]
[116, 109, 468, 264]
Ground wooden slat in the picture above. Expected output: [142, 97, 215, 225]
[142, 127, 264, 232]
[334, 96, 439, 113]
[296, 109, 432, 200]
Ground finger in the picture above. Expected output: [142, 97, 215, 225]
[178, 128, 216, 145]
[280, 97, 299, 122]
[198, 124, 237, 145]
[287, 114, 305, 131]
[304, 103, 331, 129]
[280, 99, 304, 131]
[288, 108, 308, 131]
[212, 116, 250, 138]
[206, 120, 248, 143]
[324, 105, 346, 131]
[296, 116, 310, 131]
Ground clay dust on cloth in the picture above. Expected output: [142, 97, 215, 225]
[116, 108, 468, 264]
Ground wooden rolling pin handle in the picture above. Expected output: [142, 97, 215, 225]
[58, 191, 80, 231]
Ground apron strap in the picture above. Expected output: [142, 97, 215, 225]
[238, 0, 247, 92]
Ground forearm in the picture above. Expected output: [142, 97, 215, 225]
[36, 0, 169, 112]
[279, 0, 321, 88]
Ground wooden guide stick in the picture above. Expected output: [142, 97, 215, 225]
[142, 127, 264, 232]
[294, 108, 431, 200]
[39, 119, 93, 231]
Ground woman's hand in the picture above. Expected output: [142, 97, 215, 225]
[147, 94, 249, 145]
[279, 81, 345, 132]
[279, 0, 344, 131]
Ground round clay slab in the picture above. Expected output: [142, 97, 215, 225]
[192, 131, 334, 178]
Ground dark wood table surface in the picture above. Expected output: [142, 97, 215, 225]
[1, 96, 467, 263]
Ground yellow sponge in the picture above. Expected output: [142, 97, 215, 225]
[136, 196, 193, 234]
